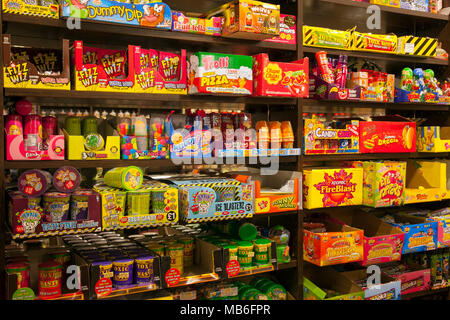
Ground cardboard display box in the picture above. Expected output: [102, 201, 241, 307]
[342, 269, 401, 300]
[303, 119, 360, 155]
[403, 160, 445, 204]
[309, 73, 362, 101]
[3, 34, 70, 90]
[303, 25, 353, 50]
[8, 190, 102, 240]
[381, 262, 431, 295]
[418, 126, 450, 153]
[303, 265, 365, 300]
[303, 220, 364, 266]
[359, 115, 416, 153]
[264, 14, 296, 45]
[303, 167, 363, 209]
[329, 210, 405, 266]
[3, 0, 59, 19]
[172, 11, 222, 36]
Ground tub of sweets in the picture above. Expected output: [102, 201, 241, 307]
[112, 258, 134, 288]
[70, 190, 95, 220]
[253, 239, 271, 265]
[223, 244, 238, 261]
[38, 261, 63, 300]
[6, 262, 30, 289]
[135, 256, 155, 284]
[42, 192, 71, 222]
[178, 237, 195, 267]
[49, 249, 71, 266]
[237, 241, 254, 268]
[167, 244, 184, 275]
[146, 243, 165, 256]
[28, 197, 42, 210]
[92, 261, 113, 279]
[52, 166, 82, 193]
[18, 170, 52, 197]
[104, 166, 144, 191]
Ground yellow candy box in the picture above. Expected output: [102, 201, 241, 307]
[303, 167, 363, 209]
[352, 32, 397, 54]
[303, 25, 353, 50]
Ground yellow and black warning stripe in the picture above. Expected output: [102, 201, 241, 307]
[398, 36, 437, 57]
[3, 8, 59, 19]
[353, 32, 397, 53]
[182, 213, 253, 223]
[103, 222, 177, 231]
[12, 227, 99, 240]
[178, 181, 241, 188]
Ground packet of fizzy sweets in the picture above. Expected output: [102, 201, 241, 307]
[99, 50, 127, 79]
[159, 51, 181, 81]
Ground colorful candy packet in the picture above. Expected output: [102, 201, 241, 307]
[98, 50, 127, 79]
[159, 51, 181, 81]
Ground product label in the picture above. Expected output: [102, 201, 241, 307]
[314, 170, 357, 206]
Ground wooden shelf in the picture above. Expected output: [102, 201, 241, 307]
[320, 0, 449, 21]
[303, 152, 450, 162]
[2, 13, 296, 53]
[4, 88, 298, 106]
[303, 46, 449, 66]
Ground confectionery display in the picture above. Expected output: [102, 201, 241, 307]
[1, 0, 449, 304]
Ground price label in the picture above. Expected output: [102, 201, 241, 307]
[95, 278, 112, 297]
[226, 260, 240, 277]
[165, 268, 181, 287]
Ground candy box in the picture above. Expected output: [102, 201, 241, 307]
[171, 11, 221, 36]
[394, 87, 439, 103]
[73, 41, 135, 92]
[427, 212, 450, 248]
[382, 211, 438, 254]
[252, 53, 309, 97]
[361, 161, 407, 207]
[94, 181, 179, 230]
[188, 52, 253, 95]
[303, 167, 363, 209]
[352, 32, 397, 54]
[64, 118, 120, 160]
[303, 265, 365, 300]
[3, 0, 59, 19]
[303, 219, 364, 266]
[8, 190, 101, 240]
[418, 126, 450, 153]
[359, 115, 416, 153]
[397, 36, 437, 57]
[303, 118, 360, 155]
[309, 74, 362, 101]
[6, 128, 65, 161]
[132, 46, 187, 95]
[381, 262, 431, 295]
[228, 169, 302, 214]
[403, 160, 445, 204]
[3, 34, 70, 90]
[370, 0, 400, 7]
[342, 269, 401, 300]
[264, 14, 296, 45]
[303, 25, 353, 50]
[207, 0, 280, 40]
[163, 177, 254, 223]
[61, 0, 172, 30]
[329, 210, 405, 266]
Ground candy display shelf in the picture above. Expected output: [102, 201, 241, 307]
[303, 47, 449, 67]
[303, 152, 450, 162]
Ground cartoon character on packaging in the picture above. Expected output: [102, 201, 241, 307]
[245, 11, 253, 26]
[230, 7, 236, 25]
[424, 69, 438, 92]
[141, 4, 165, 27]
[267, 15, 277, 32]
[305, 238, 315, 260]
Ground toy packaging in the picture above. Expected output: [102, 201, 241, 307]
[418, 126, 450, 152]
[303, 118, 360, 155]
[303, 167, 363, 209]
[8, 190, 101, 240]
[360, 161, 407, 207]
[395, 67, 441, 103]
[207, 0, 280, 40]
[352, 32, 397, 54]
[303, 219, 364, 266]
[330, 210, 405, 266]
[3, 0, 59, 19]
[61, 0, 172, 30]
[253, 53, 308, 97]
[380, 211, 438, 254]
[264, 14, 296, 45]
[342, 269, 401, 300]
[229, 169, 301, 214]
[164, 177, 254, 223]
[171, 12, 221, 36]
[303, 26, 353, 50]
[381, 262, 431, 295]
[359, 115, 416, 153]
[94, 181, 178, 230]
[188, 52, 253, 95]
[355, 71, 395, 103]
[397, 36, 437, 57]
[303, 265, 365, 300]
[404, 160, 445, 204]
[73, 41, 135, 92]
[3, 34, 70, 90]
[133, 46, 187, 95]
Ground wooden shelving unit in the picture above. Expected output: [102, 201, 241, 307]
[0, 0, 449, 301]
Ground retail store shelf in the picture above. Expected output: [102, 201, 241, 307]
[97, 284, 159, 300]
[320, 0, 449, 21]
[303, 46, 449, 66]
[303, 98, 450, 111]
[2, 13, 297, 52]
[303, 152, 450, 162]
[4, 88, 298, 106]
[402, 287, 449, 299]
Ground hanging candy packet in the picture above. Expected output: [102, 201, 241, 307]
[159, 51, 181, 81]
[99, 50, 127, 79]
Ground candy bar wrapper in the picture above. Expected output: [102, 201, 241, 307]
[11, 48, 61, 75]
[159, 51, 181, 81]
[98, 50, 127, 79]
